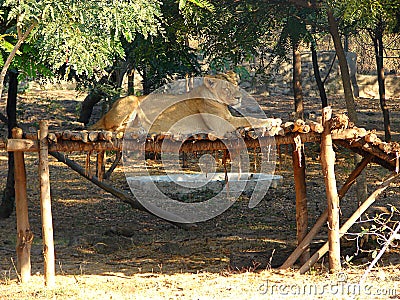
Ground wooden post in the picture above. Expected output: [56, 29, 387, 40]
[299, 173, 399, 274]
[280, 155, 371, 269]
[96, 151, 106, 181]
[13, 127, 33, 283]
[292, 135, 309, 264]
[320, 107, 341, 272]
[38, 121, 55, 287]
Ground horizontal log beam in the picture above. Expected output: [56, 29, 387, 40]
[4, 132, 398, 172]
[7, 133, 321, 153]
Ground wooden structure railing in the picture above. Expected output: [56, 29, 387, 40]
[2, 107, 399, 285]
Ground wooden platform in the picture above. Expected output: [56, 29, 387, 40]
[4, 117, 399, 171]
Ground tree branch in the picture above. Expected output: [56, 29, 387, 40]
[0, 20, 37, 105]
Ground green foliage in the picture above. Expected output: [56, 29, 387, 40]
[1, 0, 163, 77]
[198, 1, 280, 71]
[339, 0, 400, 32]
[125, 0, 202, 93]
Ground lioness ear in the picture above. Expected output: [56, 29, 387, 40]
[204, 77, 216, 88]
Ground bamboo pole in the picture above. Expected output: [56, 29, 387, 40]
[292, 135, 309, 264]
[280, 155, 372, 269]
[320, 107, 341, 272]
[13, 127, 33, 283]
[38, 121, 55, 287]
[299, 173, 399, 274]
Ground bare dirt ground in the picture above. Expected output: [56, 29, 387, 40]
[0, 86, 399, 299]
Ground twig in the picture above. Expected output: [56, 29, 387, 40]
[10, 257, 21, 282]
[360, 221, 400, 284]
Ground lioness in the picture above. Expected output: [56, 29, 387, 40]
[90, 76, 278, 136]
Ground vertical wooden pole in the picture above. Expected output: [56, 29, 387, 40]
[96, 151, 106, 181]
[321, 107, 341, 272]
[13, 127, 33, 283]
[299, 173, 399, 274]
[38, 121, 55, 287]
[280, 155, 372, 269]
[292, 135, 309, 264]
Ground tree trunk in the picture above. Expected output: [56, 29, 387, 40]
[78, 88, 105, 125]
[327, 9, 367, 204]
[372, 23, 391, 142]
[127, 69, 135, 95]
[293, 42, 304, 119]
[0, 70, 18, 218]
[141, 67, 151, 95]
[311, 40, 328, 108]
[327, 9, 358, 124]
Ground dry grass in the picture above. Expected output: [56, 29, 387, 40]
[0, 87, 400, 299]
[1, 267, 399, 299]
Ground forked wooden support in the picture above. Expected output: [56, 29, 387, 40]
[280, 155, 372, 269]
[320, 107, 341, 272]
[38, 121, 55, 287]
[13, 127, 33, 283]
[299, 173, 399, 274]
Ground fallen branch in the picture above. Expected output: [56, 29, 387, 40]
[299, 173, 400, 274]
[360, 221, 400, 284]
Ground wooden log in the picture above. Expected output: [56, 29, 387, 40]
[364, 132, 378, 143]
[283, 122, 295, 134]
[306, 120, 324, 133]
[98, 130, 113, 142]
[272, 126, 285, 136]
[334, 139, 396, 170]
[292, 135, 309, 264]
[293, 119, 310, 133]
[299, 173, 399, 274]
[7, 133, 322, 153]
[47, 133, 57, 143]
[70, 131, 85, 141]
[80, 131, 89, 143]
[7, 139, 38, 152]
[13, 127, 33, 283]
[331, 127, 367, 140]
[293, 119, 305, 130]
[378, 142, 392, 153]
[88, 131, 99, 142]
[280, 155, 372, 269]
[61, 130, 72, 140]
[320, 107, 341, 273]
[38, 121, 55, 287]
[49, 151, 197, 230]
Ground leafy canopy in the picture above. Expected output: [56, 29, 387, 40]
[1, 0, 163, 76]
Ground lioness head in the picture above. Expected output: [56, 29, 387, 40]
[203, 76, 242, 107]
